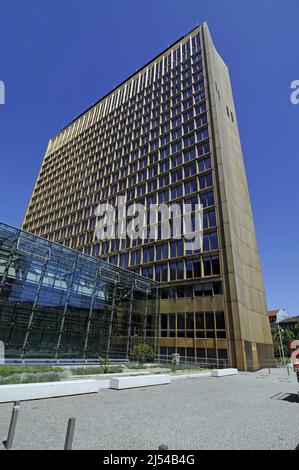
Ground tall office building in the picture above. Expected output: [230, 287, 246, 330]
[22, 23, 273, 370]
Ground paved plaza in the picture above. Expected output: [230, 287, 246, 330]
[0, 368, 298, 450]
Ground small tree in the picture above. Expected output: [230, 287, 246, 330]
[99, 356, 111, 374]
[271, 325, 295, 359]
[132, 343, 154, 364]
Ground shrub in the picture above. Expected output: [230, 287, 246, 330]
[0, 371, 65, 385]
[132, 344, 154, 364]
[99, 356, 111, 374]
[0, 365, 63, 377]
[70, 366, 123, 376]
[125, 364, 145, 370]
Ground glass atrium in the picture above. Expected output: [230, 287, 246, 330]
[0, 222, 158, 360]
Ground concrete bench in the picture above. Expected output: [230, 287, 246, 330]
[97, 380, 110, 390]
[0, 379, 99, 403]
[110, 374, 171, 390]
[211, 368, 238, 377]
[171, 371, 211, 380]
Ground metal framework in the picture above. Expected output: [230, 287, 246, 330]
[0, 222, 159, 360]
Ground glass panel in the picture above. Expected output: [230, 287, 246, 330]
[216, 311, 225, 329]
[205, 312, 215, 329]
[177, 313, 185, 330]
[195, 312, 204, 329]
[0, 222, 159, 359]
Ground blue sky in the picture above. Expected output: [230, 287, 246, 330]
[0, 0, 298, 314]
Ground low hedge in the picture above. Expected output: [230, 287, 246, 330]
[0, 365, 64, 377]
[71, 366, 123, 375]
[0, 371, 65, 385]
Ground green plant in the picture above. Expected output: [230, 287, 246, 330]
[0, 365, 63, 377]
[71, 366, 104, 375]
[71, 365, 123, 376]
[271, 325, 296, 358]
[99, 356, 111, 373]
[132, 344, 154, 364]
[0, 371, 65, 385]
[124, 364, 144, 370]
[107, 366, 123, 374]
[170, 363, 204, 372]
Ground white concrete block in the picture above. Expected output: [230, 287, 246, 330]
[97, 380, 110, 390]
[110, 374, 171, 390]
[171, 371, 211, 381]
[211, 368, 238, 377]
[0, 380, 99, 403]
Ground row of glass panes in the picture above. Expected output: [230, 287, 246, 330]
[34, 73, 203, 187]
[108, 114, 208, 165]
[105, 171, 212, 208]
[57, 97, 207, 176]
[111, 72, 205, 118]
[160, 311, 226, 331]
[27, 100, 208, 215]
[39, 86, 205, 183]
[113, 130, 210, 181]
[97, 84, 205, 134]
[93, 232, 218, 264]
[113, 125, 209, 180]
[27, 193, 216, 244]
[111, 155, 211, 198]
[101, 141, 211, 202]
[105, 255, 221, 281]
[160, 282, 223, 299]
[87, 52, 203, 128]
[38, 191, 215, 244]
[39, 85, 204, 180]
[30, 112, 209, 207]
[92, 94, 207, 157]
[111, 118, 209, 168]
[25, 68, 206, 226]
[24, 146, 212, 231]
[99, 80, 206, 128]
[132, 256, 221, 281]
[98, 212, 216, 248]
[158, 347, 228, 362]
[49, 200, 217, 247]
[160, 330, 227, 339]
[39, 34, 202, 169]
[31, 98, 207, 191]
[41, 52, 204, 173]
[0, 240, 157, 295]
